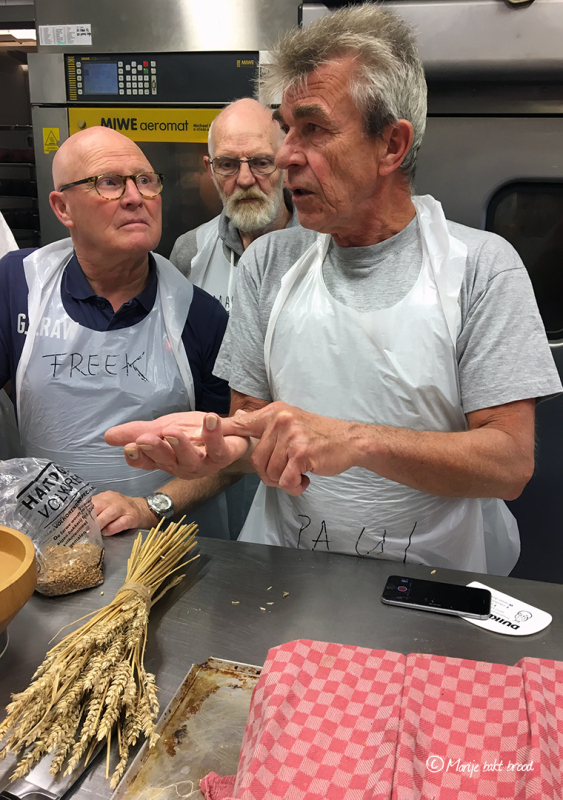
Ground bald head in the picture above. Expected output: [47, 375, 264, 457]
[49, 126, 161, 265]
[52, 127, 151, 190]
[208, 98, 283, 159]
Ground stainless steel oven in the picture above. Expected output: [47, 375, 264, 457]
[26, 0, 563, 581]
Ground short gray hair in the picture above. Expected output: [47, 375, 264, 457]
[259, 3, 427, 181]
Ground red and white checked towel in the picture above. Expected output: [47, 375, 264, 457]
[200, 640, 563, 800]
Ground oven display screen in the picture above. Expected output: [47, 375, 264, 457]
[83, 62, 118, 95]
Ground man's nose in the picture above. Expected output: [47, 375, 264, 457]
[236, 160, 257, 188]
[276, 133, 306, 171]
[120, 176, 144, 205]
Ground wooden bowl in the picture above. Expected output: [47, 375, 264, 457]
[0, 525, 37, 635]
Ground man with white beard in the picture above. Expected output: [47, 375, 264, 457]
[170, 98, 298, 312]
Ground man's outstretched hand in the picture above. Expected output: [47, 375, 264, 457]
[105, 412, 251, 480]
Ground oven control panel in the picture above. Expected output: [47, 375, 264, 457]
[65, 52, 259, 104]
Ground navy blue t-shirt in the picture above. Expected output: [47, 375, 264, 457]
[0, 248, 230, 415]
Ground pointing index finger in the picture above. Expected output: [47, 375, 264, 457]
[221, 410, 269, 439]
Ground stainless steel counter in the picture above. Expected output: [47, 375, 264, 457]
[1, 533, 563, 798]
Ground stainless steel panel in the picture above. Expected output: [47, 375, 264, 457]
[2, 535, 563, 798]
[415, 117, 563, 230]
[30, 105, 69, 245]
[0, 5, 34, 25]
[28, 53, 66, 104]
[302, 0, 563, 79]
[34, 0, 301, 54]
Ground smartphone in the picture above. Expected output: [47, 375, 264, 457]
[381, 575, 491, 619]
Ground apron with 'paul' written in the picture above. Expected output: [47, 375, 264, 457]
[239, 196, 520, 574]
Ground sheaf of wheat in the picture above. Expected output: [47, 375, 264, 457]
[0, 518, 199, 790]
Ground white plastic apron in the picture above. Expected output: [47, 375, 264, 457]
[192, 217, 259, 538]
[15, 239, 195, 497]
[0, 212, 22, 459]
[0, 209, 17, 258]
[191, 216, 236, 313]
[239, 195, 520, 575]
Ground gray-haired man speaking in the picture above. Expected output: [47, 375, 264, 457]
[107, 4, 560, 575]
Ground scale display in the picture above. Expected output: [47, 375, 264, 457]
[82, 62, 119, 95]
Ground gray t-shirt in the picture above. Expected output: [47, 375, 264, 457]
[214, 215, 561, 414]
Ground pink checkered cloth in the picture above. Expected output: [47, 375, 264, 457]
[200, 640, 563, 800]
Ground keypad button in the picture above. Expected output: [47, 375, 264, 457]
[118, 60, 123, 67]
[151, 67, 156, 74]
[131, 60, 137, 66]
[78, 89, 83, 94]
[150, 60, 156, 66]
[143, 60, 148, 67]
[144, 89, 150, 95]
[126, 64, 131, 71]
[119, 89, 124, 95]
[118, 68, 123, 74]
[133, 89, 138, 95]
[126, 89, 132, 95]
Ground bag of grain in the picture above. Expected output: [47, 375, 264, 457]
[0, 458, 104, 596]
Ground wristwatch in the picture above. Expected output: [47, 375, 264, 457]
[145, 492, 175, 521]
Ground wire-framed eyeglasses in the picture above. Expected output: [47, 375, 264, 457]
[58, 172, 164, 200]
[210, 156, 277, 177]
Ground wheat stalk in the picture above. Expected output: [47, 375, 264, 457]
[0, 518, 199, 790]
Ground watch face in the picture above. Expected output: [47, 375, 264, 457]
[147, 493, 173, 516]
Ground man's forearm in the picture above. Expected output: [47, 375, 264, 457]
[352, 422, 533, 500]
[224, 398, 535, 500]
[157, 474, 243, 517]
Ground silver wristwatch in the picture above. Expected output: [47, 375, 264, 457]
[145, 492, 175, 521]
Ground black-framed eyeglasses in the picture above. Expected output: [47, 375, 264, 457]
[58, 172, 164, 200]
[209, 156, 277, 177]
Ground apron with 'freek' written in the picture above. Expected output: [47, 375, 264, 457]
[239, 195, 520, 574]
[15, 238, 195, 498]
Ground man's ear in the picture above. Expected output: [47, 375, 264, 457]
[203, 155, 213, 179]
[49, 191, 75, 230]
[378, 120, 414, 177]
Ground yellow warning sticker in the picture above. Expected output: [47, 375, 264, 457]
[68, 108, 222, 143]
[43, 128, 60, 154]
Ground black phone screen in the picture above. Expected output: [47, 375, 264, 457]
[382, 575, 491, 617]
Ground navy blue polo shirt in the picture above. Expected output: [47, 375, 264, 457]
[0, 247, 230, 415]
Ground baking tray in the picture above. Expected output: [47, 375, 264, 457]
[111, 657, 261, 800]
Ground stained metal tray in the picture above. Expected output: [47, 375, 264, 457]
[111, 657, 261, 800]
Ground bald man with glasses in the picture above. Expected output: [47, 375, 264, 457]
[170, 97, 299, 314]
[0, 126, 232, 538]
